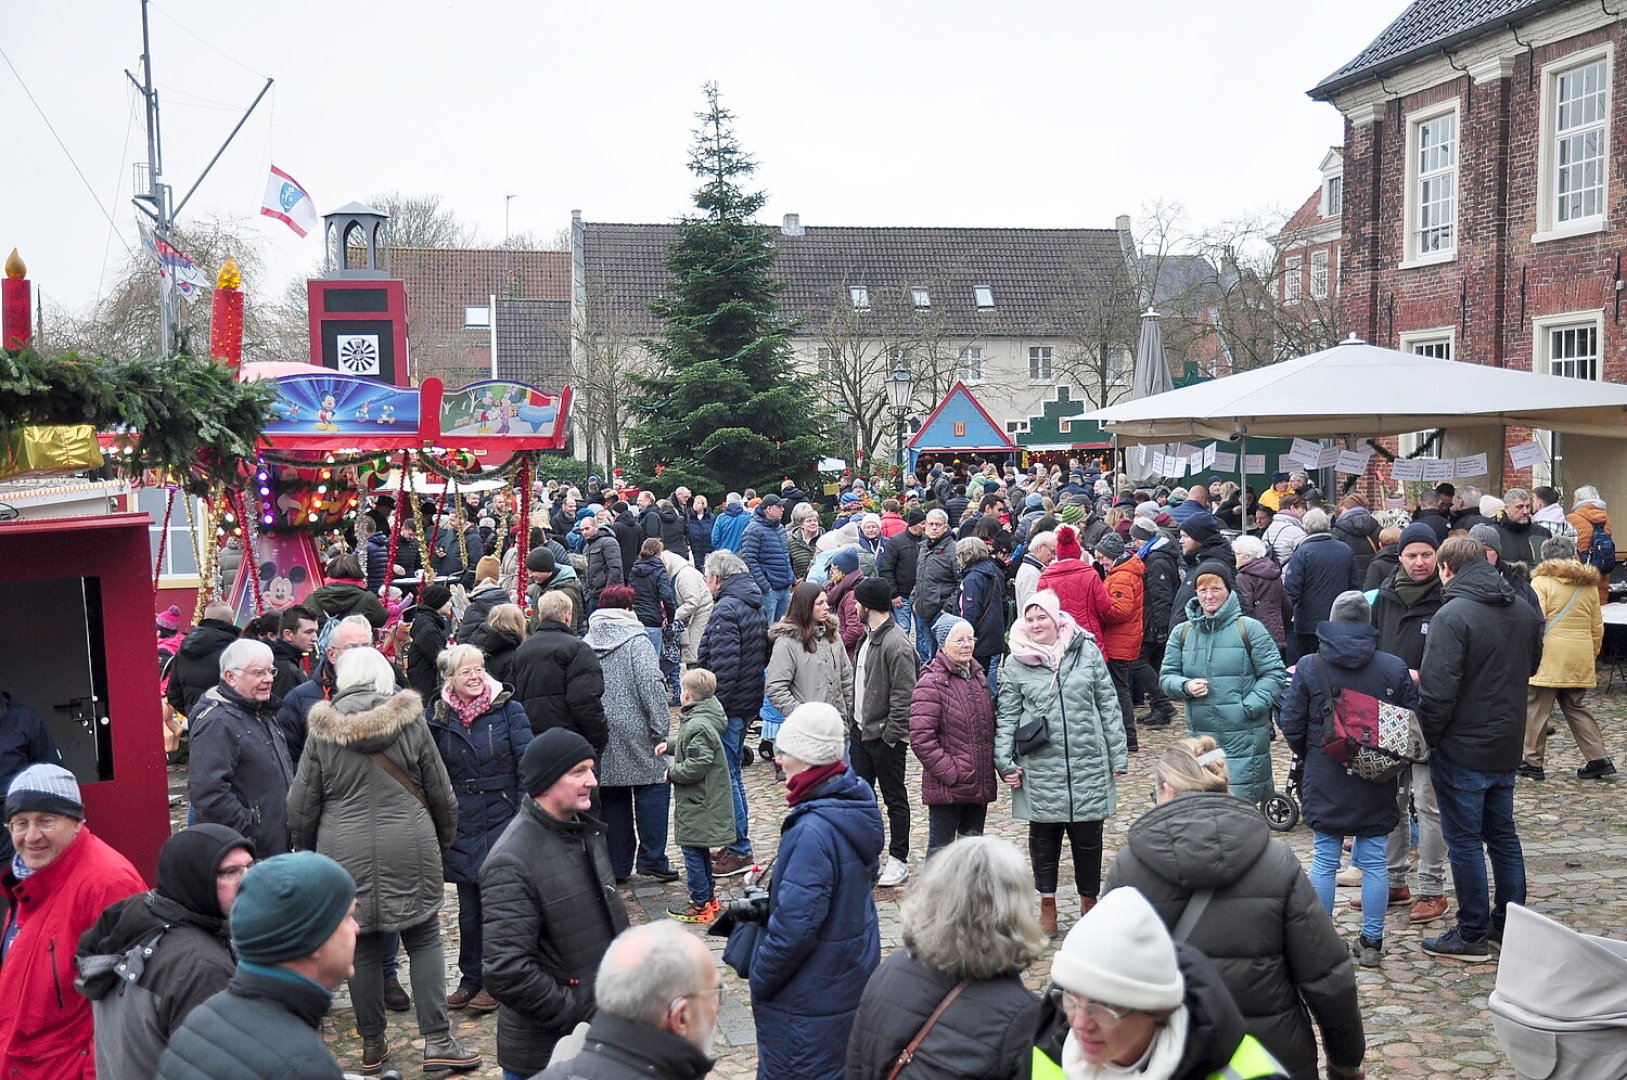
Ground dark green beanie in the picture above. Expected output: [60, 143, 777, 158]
[230, 852, 356, 965]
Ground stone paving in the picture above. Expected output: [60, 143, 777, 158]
[169, 689, 1627, 1079]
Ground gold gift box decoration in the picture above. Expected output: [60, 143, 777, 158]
[0, 425, 105, 482]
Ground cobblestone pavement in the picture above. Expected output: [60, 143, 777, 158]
[170, 691, 1627, 1079]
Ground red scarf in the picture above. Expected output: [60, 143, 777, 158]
[443, 681, 493, 727]
[785, 762, 846, 806]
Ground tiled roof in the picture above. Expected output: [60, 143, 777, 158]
[1310, 0, 1561, 98]
[1282, 189, 1327, 235]
[393, 247, 569, 338]
[494, 298, 571, 390]
[580, 222, 1133, 338]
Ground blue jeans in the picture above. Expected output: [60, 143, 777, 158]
[914, 609, 938, 663]
[1311, 831, 1388, 943]
[894, 596, 913, 633]
[600, 784, 671, 877]
[1430, 750, 1525, 941]
[683, 845, 715, 906]
[722, 715, 753, 858]
[763, 585, 791, 625]
[980, 654, 1001, 700]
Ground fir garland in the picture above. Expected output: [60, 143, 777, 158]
[0, 348, 276, 494]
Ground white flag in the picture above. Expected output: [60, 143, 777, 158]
[261, 166, 318, 238]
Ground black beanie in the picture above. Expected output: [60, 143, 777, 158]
[157, 823, 255, 921]
[1179, 512, 1222, 546]
[854, 576, 895, 613]
[526, 546, 557, 575]
[1193, 559, 1236, 591]
[420, 583, 453, 611]
[522, 728, 595, 798]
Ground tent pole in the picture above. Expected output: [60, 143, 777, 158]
[1239, 432, 1249, 535]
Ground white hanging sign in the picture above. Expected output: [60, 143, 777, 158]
[1455, 453, 1488, 477]
[1390, 458, 1425, 482]
[1508, 441, 1545, 469]
[1212, 450, 1237, 472]
[1335, 449, 1373, 475]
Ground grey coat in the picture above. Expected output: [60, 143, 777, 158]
[286, 688, 457, 933]
[665, 553, 713, 665]
[765, 620, 854, 728]
[854, 618, 918, 744]
[584, 609, 671, 787]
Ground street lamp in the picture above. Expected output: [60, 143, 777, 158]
[884, 366, 915, 471]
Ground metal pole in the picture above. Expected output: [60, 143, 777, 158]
[1238, 432, 1250, 535]
[131, 0, 173, 357]
[172, 77, 274, 219]
[895, 409, 906, 472]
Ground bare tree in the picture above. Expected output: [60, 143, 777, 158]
[1049, 257, 1142, 408]
[367, 191, 475, 248]
[571, 285, 650, 470]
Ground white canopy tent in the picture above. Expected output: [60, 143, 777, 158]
[1083, 337, 1627, 443]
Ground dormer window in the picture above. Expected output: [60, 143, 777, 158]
[911, 287, 931, 309]
[1324, 175, 1343, 217]
[850, 286, 870, 310]
[974, 285, 995, 309]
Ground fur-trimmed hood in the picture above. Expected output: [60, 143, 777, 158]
[769, 617, 839, 646]
[307, 687, 425, 751]
[1533, 558, 1602, 587]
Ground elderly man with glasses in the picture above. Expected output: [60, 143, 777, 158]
[188, 638, 296, 858]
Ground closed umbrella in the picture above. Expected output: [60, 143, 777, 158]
[1127, 308, 1179, 485]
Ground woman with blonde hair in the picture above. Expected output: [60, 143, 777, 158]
[845, 837, 1045, 1079]
[1105, 737, 1363, 1080]
[467, 602, 527, 685]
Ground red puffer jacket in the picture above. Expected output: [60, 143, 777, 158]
[1036, 558, 1108, 642]
[0, 826, 146, 1079]
[909, 651, 997, 806]
[1099, 556, 1146, 661]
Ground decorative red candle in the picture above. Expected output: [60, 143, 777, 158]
[2, 249, 30, 351]
[210, 257, 243, 366]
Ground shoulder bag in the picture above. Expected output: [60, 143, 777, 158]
[885, 979, 971, 1080]
[369, 751, 430, 812]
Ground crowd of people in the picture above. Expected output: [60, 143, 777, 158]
[0, 459, 1616, 1079]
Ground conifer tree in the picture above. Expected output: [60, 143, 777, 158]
[626, 84, 824, 494]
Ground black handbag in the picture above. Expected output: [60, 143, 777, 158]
[1013, 714, 1052, 755]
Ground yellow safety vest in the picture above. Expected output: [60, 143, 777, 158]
[1031, 1034, 1288, 1080]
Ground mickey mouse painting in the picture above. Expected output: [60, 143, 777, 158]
[258, 560, 309, 611]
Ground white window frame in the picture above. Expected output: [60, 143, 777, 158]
[1323, 175, 1343, 218]
[1398, 327, 1455, 361]
[1401, 100, 1460, 267]
[139, 487, 209, 586]
[849, 286, 870, 310]
[1534, 44, 1613, 243]
[815, 346, 838, 382]
[1028, 346, 1053, 382]
[911, 287, 931, 309]
[463, 305, 491, 329]
[1533, 309, 1605, 381]
[1309, 250, 1329, 299]
[974, 285, 995, 309]
[957, 345, 983, 383]
[1283, 255, 1302, 303]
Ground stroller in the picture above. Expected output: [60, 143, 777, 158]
[1261, 667, 1302, 831]
[1491, 903, 1627, 1079]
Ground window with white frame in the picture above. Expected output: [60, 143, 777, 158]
[850, 286, 870, 310]
[911, 287, 931, 309]
[816, 347, 838, 381]
[464, 305, 490, 328]
[1535, 312, 1603, 380]
[1309, 250, 1329, 299]
[887, 346, 907, 366]
[1029, 346, 1052, 382]
[1324, 175, 1343, 218]
[974, 285, 995, 309]
[1537, 49, 1612, 237]
[140, 487, 207, 580]
[957, 346, 983, 382]
[1283, 256, 1302, 303]
[1405, 104, 1458, 261]
[1399, 328, 1454, 360]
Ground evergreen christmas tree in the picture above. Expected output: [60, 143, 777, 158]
[625, 84, 824, 494]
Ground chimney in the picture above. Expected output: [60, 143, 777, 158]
[781, 213, 804, 236]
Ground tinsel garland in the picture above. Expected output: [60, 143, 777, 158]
[420, 450, 535, 484]
[382, 450, 410, 599]
[259, 448, 394, 469]
[152, 486, 176, 595]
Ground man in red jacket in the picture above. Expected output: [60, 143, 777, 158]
[0, 763, 145, 1078]
[1094, 533, 1146, 753]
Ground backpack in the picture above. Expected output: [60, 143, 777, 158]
[1306, 655, 1424, 783]
[1586, 523, 1618, 574]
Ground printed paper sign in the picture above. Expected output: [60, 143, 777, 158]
[1202, 444, 1217, 468]
[1150, 451, 1167, 475]
[1384, 497, 1407, 509]
[1508, 442, 1545, 469]
[1244, 454, 1266, 473]
[1455, 453, 1488, 477]
[1189, 449, 1205, 471]
[1390, 458, 1425, 482]
[1335, 450, 1372, 475]
[1212, 451, 1237, 472]
[1132, 445, 1148, 466]
[1316, 446, 1342, 469]
[1290, 438, 1322, 464]
[1422, 459, 1456, 482]
[1278, 455, 1300, 473]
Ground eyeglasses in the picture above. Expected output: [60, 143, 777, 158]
[216, 860, 256, 881]
[671, 984, 725, 1012]
[238, 666, 276, 679]
[8, 815, 68, 836]
[1049, 987, 1135, 1027]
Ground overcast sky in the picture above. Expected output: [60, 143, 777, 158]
[3, 1, 1397, 318]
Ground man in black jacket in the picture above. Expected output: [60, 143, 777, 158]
[484, 730, 630, 1078]
[1129, 519, 1180, 725]
[510, 592, 608, 752]
[910, 510, 960, 661]
[268, 605, 317, 702]
[695, 552, 766, 876]
[187, 639, 295, 858]
[878, 510, 926, 659]
[535, 921, 719, 1080]
[610, 502, 643, 584]
[164, 604, 241, 718]
[1418, 536, 1543, 962]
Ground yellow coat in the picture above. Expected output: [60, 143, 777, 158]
[1530, 559, 1604, 689]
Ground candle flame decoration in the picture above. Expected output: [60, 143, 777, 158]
[210, 257, 244, 366]
[4, 249, 23, 280]
[216, 257, 241, 290]
[2, 249, 30, 349]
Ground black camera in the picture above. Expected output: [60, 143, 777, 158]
[722, 886, 770, 924]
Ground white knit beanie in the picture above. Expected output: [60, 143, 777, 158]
[775, 702, 846, 767]
[1051, 887, 1184, 1011]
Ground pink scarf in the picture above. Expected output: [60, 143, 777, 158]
[442, 679, 494, 727]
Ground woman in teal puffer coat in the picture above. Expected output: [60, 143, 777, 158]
[1159, 560, 1287, 807]
[995, 588, 1127, 935]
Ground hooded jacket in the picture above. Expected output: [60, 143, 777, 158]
[581, 531, 624, 602]
[666, 695, 735, 850]
[405, 604, 449, 699]
[307, 580, 388, 628]
[627, 557, 676, 629]
[457, 582, 512, 642]
[511, 620, 609, 751]
[1138, 534, 1182, 640]
[1236, 556, 1292, 651]
[0, 827, 145, 1080]
[695, 573, 768, 719]
[789, 526, 823, 582]
[709, 502, 751, 553]
[466, 621, 523, 684]
[267, 637, 310, 704]
[584, 609, 671, 787]
[911, 531, 962, 625]
[1105, 793, 1364, 1080]
[611, 510, 644, 579]
[1277, 622, 1414, 837]
[76, 825, 248, 1080]
[686, 508, 716, 565]
[1495, 516, 1552, 566]
[995, 618, 1126, 823]
[958, 556, 1010, 660]
[532, 1009, 714, 1080]
[164, 620, 241, 716]
[1567, 500, 1615, 603]
[663, 553, 712, 663]
[765, 620, 855, 729]
[1368, 566, 1441, 670]
[1159, 593, 1287, 806]
[528, 563, 586, 635]
[909, 650, 997, 806]
[287, 687, 457, 933]
[827, 569, 865, 660]
[1417, 558, 1543, 772]
[1530, 559, 1604, 688]
[641, 503, 689, 560]
[1361, 543, 1399, 591]
[426, 680, 531, 885]
[1284, 533, 1361, 636]
[1036, 557, 1109, 641]
[1169, 536, 1236, 632]
[188, 683, 296, 857]
[750, 767, 884, 1080]
[1330, 509, 1383, 579]
[740, 509, 795, 593]
[1098, 554, 1147, 661]
[878, 528, 922, 599]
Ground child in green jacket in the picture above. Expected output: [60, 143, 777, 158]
[666, 668, 735, 922]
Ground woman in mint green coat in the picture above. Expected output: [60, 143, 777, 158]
[995, 588, 1127, 933]
[1160, 560, 1287, 806]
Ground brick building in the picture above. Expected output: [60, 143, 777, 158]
[1272, 149, 1344, 312]
[1312, 0, 1627, 498]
